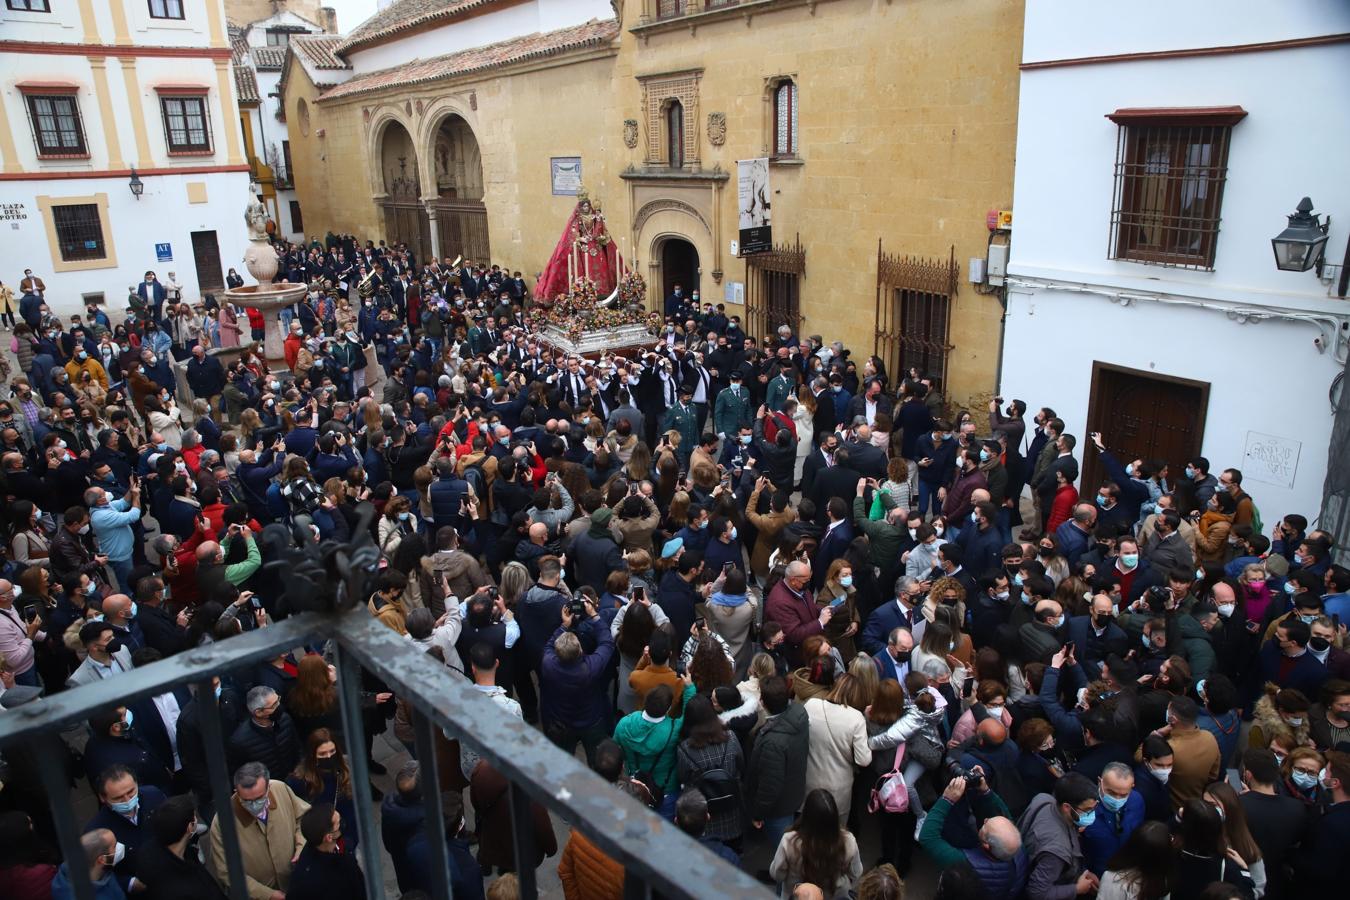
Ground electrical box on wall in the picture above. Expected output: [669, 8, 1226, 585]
[987, 244, 1009, 286]
[968, 258, 987, 284]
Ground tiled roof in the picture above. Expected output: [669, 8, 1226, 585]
[336, 0, 511, 56]
[292, 34, 350, 71]
[251, 45, 288, 70]
[320, 17, 618, 102]
[233, 63, 260, 104]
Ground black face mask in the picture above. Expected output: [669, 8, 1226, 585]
[1309, 636, 1331, 653]
[316, 757, 338, 772]
[892, 651, 911, 664]
[105, 636, 123, 655]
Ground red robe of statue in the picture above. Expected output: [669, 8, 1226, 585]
[534, 198, 624, 303]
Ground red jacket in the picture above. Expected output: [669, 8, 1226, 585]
[1047, 484, 1079, 534]
[283, 333, 302, 370]
[764, 579, 824, 668]
[163, 517, 212, 608]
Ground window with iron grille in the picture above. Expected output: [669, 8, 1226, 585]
[7, 0, 51, 11]
[289, 200, 304, 234]
[773, 80, 798, 157]
[148, 0, 184, 19]
[666, 99, 685, 168]
[52, 204, 107, 262]
[657, 0, 686, 18]
[25, 94, 87, 157]
[160, 95, 212, 153]
[1107, 108, 1245, 271]
[896, 288, 951, 388]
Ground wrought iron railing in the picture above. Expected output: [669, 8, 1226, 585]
[0, 605, 769, 900]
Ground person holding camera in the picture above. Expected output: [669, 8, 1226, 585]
[539, 593, 615, 765]
[918, 765, 1028, 900]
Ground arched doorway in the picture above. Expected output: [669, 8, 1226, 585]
[378, 120, 430, 263]
[661, 237, 699, 307]
[428, 114, 490, 264]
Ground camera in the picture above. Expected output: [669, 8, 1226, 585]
[567, 597, 589, 622]
[946, 760, 984, 787]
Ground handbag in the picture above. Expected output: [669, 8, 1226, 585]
[907, 727, 945, 771]
[868, 742, 910, 814]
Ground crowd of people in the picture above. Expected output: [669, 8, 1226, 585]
[0, 234, 1348, 900]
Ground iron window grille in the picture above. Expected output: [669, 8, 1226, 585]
[26, 93, 88, 157]
[148, 0, 184, 19]
[52, 203, 106, 262]
[666, 99, 685, 168]
[160, 94, 213, 153]
[1107, 109, 1245, 271]
[873, 242, 959, 392]
[657, 0, 687, 18]
[6, 0, 52, 11]
[773, 80, 798, 157]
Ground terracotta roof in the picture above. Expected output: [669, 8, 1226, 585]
[251, 45, 287, 70]
[336, 0, 512, 56]
[291, 34, 350, 71]
[320, 17, 618, 102]
[233, 63, 260, 104]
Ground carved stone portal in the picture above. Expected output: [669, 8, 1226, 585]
[707, 112, 726, 147]
[623, 119, 639, 149]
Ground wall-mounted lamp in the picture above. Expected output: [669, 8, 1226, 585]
[128, 168, 144, 200]
[1271, 196, 1329, 274]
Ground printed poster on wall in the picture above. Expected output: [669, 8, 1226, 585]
[551, 157, 583, 196]
[737, 157, 772, 254]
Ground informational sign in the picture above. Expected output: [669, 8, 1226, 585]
[550, 157, 583, 196]
[724, 281, 745, 305]
[1242, 430, 1301, 490]
[155, 242, 173, 262]
[737, 157, 772, 254]
[0, 203, 28, 221]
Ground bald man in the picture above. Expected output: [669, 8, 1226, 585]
[918, 764, 1029, 897]
[790, 886, 825, 900]
[52, 827, 121, 898]
[1081, 761, 1143, 875]
[765, 558, 832, 667]
[100, 592, 145, 654]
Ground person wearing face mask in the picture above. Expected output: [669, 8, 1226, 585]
[206, 761, 309, 900]
[51, 828, 124, 900]
[1292, 749, 1350, 894]
[133, 793, 228, 900]
[1016, 772, 1099, 898]
[1250, 684, 1313, 753]
[227, 687, 302, 781]
[84, 765, 168, 895]
[1019, 600, 1066, 666]
[712, 370, 753, 441]
[81, 704, 171, 793]
[1078, 762, 1144, 877]
[913, 419, 957, 519]
[284, 730, 360, 855]
[1193, 673, 1242, 769]
[1260, 619, 1330, 698]
[1234, 748, 1305, 900]
[1131, 735, 1175, 824]
[64, 344, 109, 391]
[1260, 570, 1326, 643]
[1156, 696, 1221, 810]
[1064, 594, 1129, 681]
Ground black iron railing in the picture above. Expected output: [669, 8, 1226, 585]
[0, 609, 771, 900]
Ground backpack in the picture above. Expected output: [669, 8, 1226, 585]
[1240, 493, 1263, 536]
[681, 741, 740, 815]
[868, 742, 910, 814]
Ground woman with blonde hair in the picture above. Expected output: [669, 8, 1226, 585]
[803, 673, 873, 824]
[921, 576, 968, 630]
[664, 490, 692, 535]
[623, 441, 652, 485]
[844, 655, 879, 713]
[816, 557, 860, 662]
[239, 407, 263, 445]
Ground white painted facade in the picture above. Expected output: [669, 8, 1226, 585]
[1002, 0, 1350, 521]
[344, 0, 615, 74]
[1, 0, 251, 315]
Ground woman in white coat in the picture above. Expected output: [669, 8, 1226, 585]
[803, 672, 873, 824]
[790, 394, 814, 486]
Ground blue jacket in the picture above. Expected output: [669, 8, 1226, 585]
[89, 496, 142, 562]
[1098, 450, 1150, 523]
[311, 446, 360, 483]
[51, 865, 126, 900]
[428, 476, 470, 530]
[160, 496, 201, 541]
[1081, 790, 1145, 875]
[540, 622, 614, 729]
[658, 570, 701, 644]
[1063, 616, 1129, 681]
[957, 523, 1005, 579]
[1258, 639, 1328, 698]
[1054, 519, 1093, 565]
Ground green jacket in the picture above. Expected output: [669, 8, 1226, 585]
[1178, 613, 1217, 677]
[613, 683, 697, 794]
[853, 495, 905, 569]
[919, 790, 1013, 868]
[713, 386, 752, 438]
[225, 533, 262, 585]
[662, 402, 699, 459]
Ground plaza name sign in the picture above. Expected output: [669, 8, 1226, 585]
[1, 203, 28, 221]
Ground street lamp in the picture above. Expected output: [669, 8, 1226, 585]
[128, 168, 144, 200]
[1271, 196, 1329, 274]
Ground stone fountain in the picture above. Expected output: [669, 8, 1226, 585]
[222, 193, 307, 369]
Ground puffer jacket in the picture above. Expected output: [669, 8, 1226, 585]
[744, 700, 811, 821]
[427, 475, 470, 529]
[226, 713, 301, 779]
[558, 829, 624, 900]
[868, 690, 948, 753]
[1249, 690, 1311, 749]
[1178, 613, 1217, 677]
[516, 583, 568, 668]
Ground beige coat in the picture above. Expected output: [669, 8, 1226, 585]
[803, 697, 872, 823]
[207, 781, 309, 900]
[745, 484, 797, 578]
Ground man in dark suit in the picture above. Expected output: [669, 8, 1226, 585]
[557, 358, 589, 409]
[800, 432, 837, 497]
[872, 626, 914, 682]
[1064, 594, 1130, 680]
[810, 379, 835, 443]
[844, 432, 888, 480]
[809, 446, 862, 526]
[1031, 433, 1080, 529]
[845, 378, 894, 427]
[813, 497, 855, 589]
[84, 765, 168, 894]
[664, 283, 687, 319]
[861, 576, 928, 653]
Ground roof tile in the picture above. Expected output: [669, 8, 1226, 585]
[292, 34, 351, 71]
[251, 45, 288, 70]
[233, 64, 260, 104]
[320, 18, 618, 102]
[337, 0, 510, 56]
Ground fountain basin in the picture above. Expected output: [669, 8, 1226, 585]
[222, 282, 307, 369]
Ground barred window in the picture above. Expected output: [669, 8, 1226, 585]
[148, 0, 184, 19]
[160, 95, 212, 153]
[7, 1, 52, 11]
[657, 0, 686, 18]
[666, 99, 685, 168]
[773, 80, 797, 157]
[26, 94, 87, 156]
[52, 204, 107, 262]
[1107, 108, 1245, 271]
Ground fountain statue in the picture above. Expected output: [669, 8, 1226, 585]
[223, 190, 307, 367]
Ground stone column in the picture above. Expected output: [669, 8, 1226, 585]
[424, 197, 441, 261]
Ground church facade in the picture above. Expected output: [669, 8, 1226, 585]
[281, 0, 1023, 408]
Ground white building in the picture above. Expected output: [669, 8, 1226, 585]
[228, 1, 338, 243]
[0, 0, 253, 315]
[1001, 0, 1350, 522]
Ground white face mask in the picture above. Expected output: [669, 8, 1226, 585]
[1150, 766, 1172, 784]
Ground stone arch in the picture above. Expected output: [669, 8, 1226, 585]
[416, 99, 485, 196]
[417, 101, 491, 263]
[366, 107, 418, 197]
[633, 200, 716, 311]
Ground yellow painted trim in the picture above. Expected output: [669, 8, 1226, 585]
[239, 108, 256, 161]
[0, 89, 22, 174]
[108, 0, 131, 47]
[186, 181, 208, 204]
[76, 0, 101, 44]
[35, 193, 119, 274]
[88, 59, 127, 171]
[214, 60, 245, 166]
[117, 57, 154, 170]
[204, 0, 227, 49]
